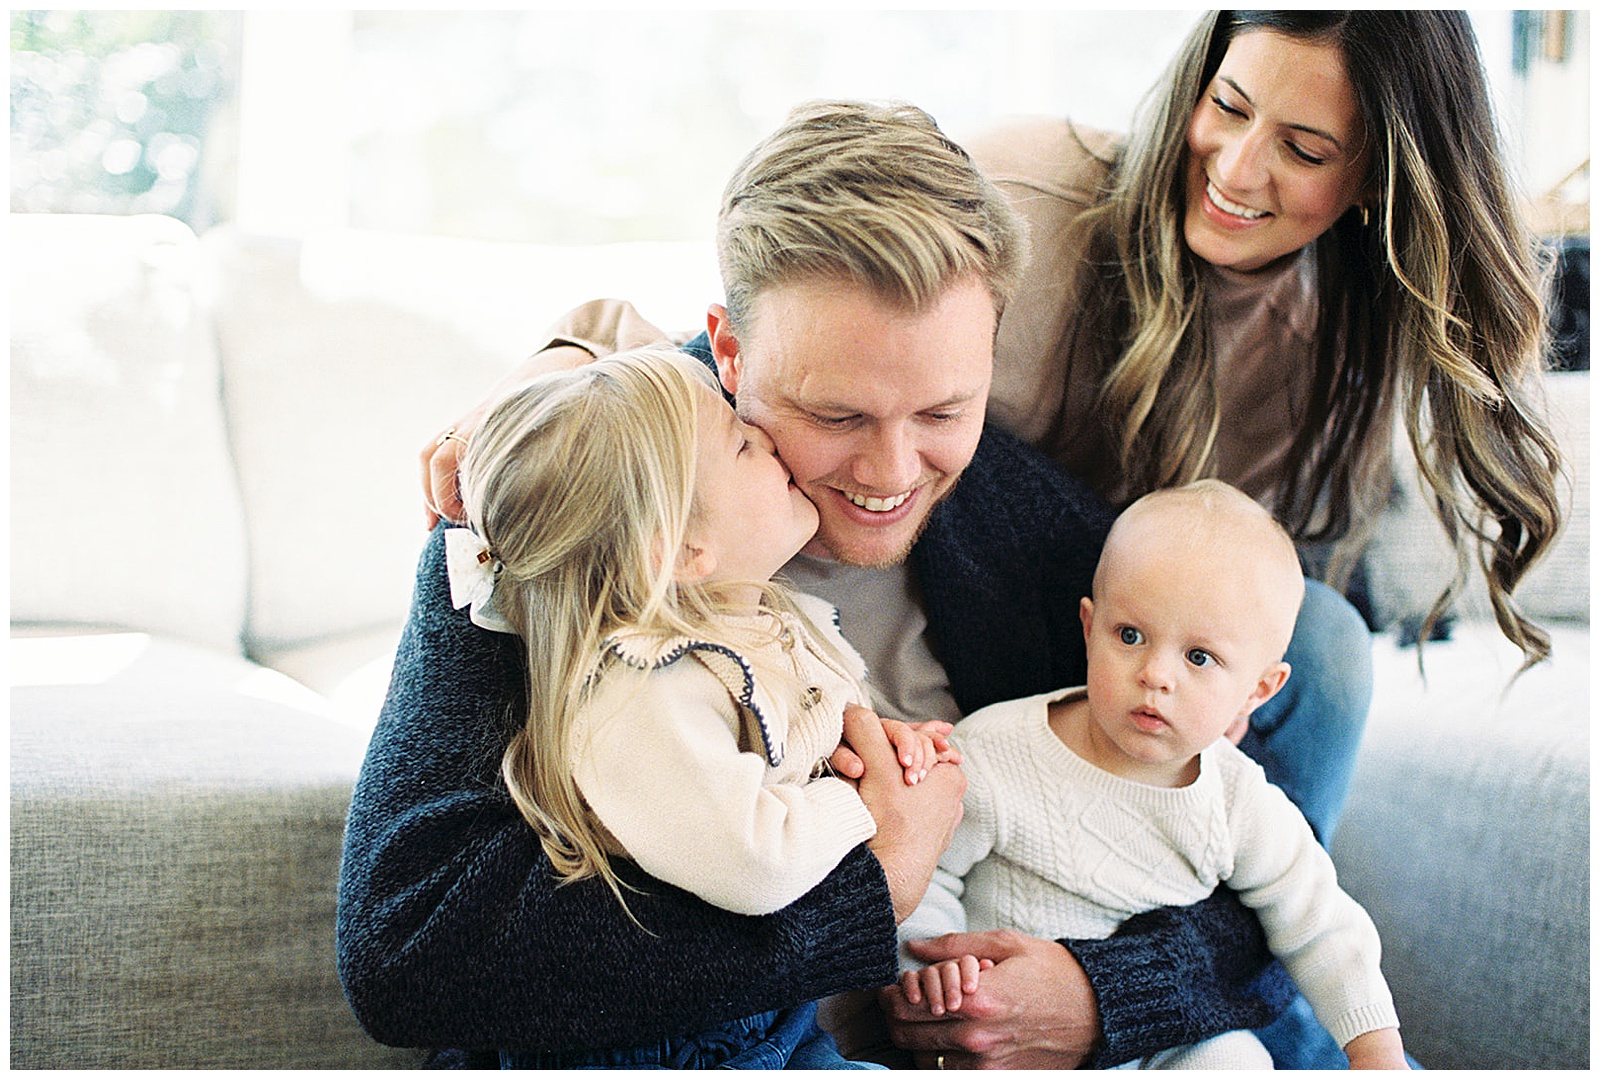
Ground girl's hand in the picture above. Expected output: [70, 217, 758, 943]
[896, 955, 994, 1016]
[909, 719, 961, 764]
[828, 714, 960, 781]
[881, 718, 961, 785]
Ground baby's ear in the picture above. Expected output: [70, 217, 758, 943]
[1247, 661, 1292, 713]
[1079, 596, 1095, 642]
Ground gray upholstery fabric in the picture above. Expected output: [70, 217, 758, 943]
[1363, 370, 1590, 627]
[1332, 622, 1591, 1070]
[8, 635, 420, 1069]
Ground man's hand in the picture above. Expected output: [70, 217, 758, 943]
[881, 929, 1101, 1069]
[420, 344, 596, 528]
[843, 705, 964, 924]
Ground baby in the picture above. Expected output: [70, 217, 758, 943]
[893, 479, 1407, 1070]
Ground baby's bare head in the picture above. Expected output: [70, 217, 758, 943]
[1097, 480, 1305, 662]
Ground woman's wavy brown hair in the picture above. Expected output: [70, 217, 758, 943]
[1060, 10, 1563, 668]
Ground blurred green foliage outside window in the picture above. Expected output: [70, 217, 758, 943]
[10, 9, 240, 230]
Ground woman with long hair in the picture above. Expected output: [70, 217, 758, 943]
[982, 10, 1561, 668]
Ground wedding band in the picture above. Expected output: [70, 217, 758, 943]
[935, 1054, 946, 1070]
[436, 428, 469, 448]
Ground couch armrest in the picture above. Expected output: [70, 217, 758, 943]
[1330, 622, 1590, 1070]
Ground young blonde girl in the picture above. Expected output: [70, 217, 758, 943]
[446, 346, 951, 1069]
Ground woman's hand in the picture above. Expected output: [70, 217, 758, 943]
[420, 344, 597, 527]
[421, 404, 487, 528]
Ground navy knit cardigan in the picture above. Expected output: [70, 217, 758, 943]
[337, 389, 1291, 1066]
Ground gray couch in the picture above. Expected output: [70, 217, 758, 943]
[9, 212, 1590, 1069]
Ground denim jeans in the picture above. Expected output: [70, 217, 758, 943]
[1238, 579, 1373, 847]
[1238, 579, 1375, 1069]
[497, 1001, 884, 1070]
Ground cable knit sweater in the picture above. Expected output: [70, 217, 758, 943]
[575, 595, 877, 916]
[902, 688, 1399, 1051]
[336, 337, 1296, 1067]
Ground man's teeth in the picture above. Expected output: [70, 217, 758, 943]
[847, 491, 911, 512]
[1208, 181, 1267, 219]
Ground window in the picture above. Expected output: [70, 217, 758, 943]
[10, 10, 241, 229]
[11, 10, 1588, 245]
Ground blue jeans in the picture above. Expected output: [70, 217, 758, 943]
[1238, 579, 1374, 1069]
[1238, 579, 1372, 846]
[497, 1001, 884, 1070]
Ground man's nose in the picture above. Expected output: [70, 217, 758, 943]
[850, 424, 921, 493]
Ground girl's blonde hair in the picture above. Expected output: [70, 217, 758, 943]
[1058, 10, 1562, 669]
[458, 347, 823, 907]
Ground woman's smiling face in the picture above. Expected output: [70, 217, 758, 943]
[1183, 30, 1372, 275]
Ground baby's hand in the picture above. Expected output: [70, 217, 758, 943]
[881, 719, 962, 785]
[895, 955, 994, 1016]
[1344, 1028, 1408, 1070]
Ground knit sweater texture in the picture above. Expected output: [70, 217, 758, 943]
[903, 688, 1398, 1050]
[575, 594, 878, 916]
[336, 338, 1294, 1066]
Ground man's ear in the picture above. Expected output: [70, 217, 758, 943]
[706, 304, 742, 398]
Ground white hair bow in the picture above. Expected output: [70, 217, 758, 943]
[444, 528, 514, 633]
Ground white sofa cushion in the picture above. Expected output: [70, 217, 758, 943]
[201, 225, 720, 654]
[9, 213, 250, 654]
[199, 227, 515, 651]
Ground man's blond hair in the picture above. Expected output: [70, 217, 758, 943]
[716, 99, 1027, 330]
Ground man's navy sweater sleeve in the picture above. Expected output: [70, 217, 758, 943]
[913, 425, 1296, 1067]
[335, 527, 899, 1053]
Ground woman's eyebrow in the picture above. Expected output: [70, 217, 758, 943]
[1219, 74, 1346, 150]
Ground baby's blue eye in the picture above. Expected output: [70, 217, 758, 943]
[1118, 626, 1143, 646]
[1186, 648, 1216, 668]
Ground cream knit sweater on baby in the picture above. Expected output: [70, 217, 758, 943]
[900, 686, 1399, 1050]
